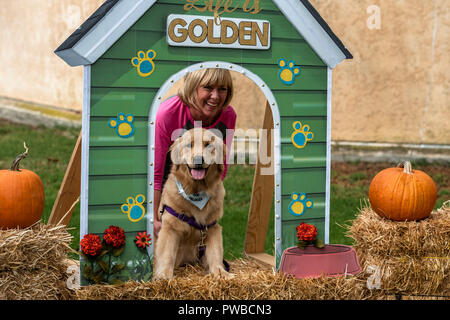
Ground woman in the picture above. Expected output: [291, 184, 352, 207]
[153, 68, 236, 237]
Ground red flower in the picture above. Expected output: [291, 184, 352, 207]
[296, 222, 318, 242]
[103, 225, 126, 248]
[80, 233, 103, 257]
[135, 231, 152, 249]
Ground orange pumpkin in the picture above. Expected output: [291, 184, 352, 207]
[369, 161, 437, 221]
[0, 143, 45, 229]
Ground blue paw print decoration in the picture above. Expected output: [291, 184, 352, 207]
[278, 59, 301, 85]
[121, 194, 146, 222]
[291, 121, 314, 149]
[131, 49, 156, 77]
[108, 113, 135, 138]
[289, 192, 313, 216]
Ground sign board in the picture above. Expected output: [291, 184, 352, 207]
[167, 14, 270, 50]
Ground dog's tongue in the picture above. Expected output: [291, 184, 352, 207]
[191, 168, 206, 180]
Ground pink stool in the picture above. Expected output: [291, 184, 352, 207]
[279, 244, 362, 279]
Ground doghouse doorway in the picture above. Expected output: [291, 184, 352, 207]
[147, 61, 282, 267]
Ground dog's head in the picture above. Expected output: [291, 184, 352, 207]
[170, 128, 226, 183]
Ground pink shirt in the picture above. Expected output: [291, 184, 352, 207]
[154, 95, 237, 191]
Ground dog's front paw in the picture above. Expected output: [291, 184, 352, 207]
[153, 268, 173, 280]
[210, 266, 235, 280]
[220, 271, 235, 280]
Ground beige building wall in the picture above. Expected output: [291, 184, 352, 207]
[0, 0, 448, 144]
[0, 0, 104, 111]
[311, 0, 449, 144]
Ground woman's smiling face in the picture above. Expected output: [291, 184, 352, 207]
[193, 84, 229, 124]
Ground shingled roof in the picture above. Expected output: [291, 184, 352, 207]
[55, 0, 352, 68]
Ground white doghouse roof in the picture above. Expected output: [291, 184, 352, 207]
[55, 0, 352, 68]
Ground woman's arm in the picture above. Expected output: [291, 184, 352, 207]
[152, 96, 180, 238]
[221, 106, 237, 180]
[153, 189, 161, 238]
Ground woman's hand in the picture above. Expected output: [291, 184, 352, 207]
[153, 219, 162, 239]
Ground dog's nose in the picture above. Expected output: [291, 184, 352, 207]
[193, 155, 204, 166]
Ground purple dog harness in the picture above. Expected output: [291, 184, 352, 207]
[163, 204, 217, 230]
[161, 204, 230, 272]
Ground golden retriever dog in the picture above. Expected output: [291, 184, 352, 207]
[154, 128, 233, 280]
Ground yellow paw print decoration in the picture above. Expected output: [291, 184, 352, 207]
[131, 49, 156, 77]
[289, 192, 313, 216]
[278, 59, 301, 85]
[121, 194, 146, 222]
[108, 113, 135, 138]
[291, 121, 314, 148]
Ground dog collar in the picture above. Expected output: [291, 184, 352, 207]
[174, 177, 210, 210]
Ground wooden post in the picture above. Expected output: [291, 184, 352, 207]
[244, 102, 275, 266]
[48, 131, 82, 226]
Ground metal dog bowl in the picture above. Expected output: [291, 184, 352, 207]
[279, 244, 361, 279]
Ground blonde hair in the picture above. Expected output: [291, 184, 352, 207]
[178, 68, 234, 111]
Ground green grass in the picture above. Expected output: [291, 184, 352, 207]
[329, 184, 367, 245]
[1, 120, 448, 261]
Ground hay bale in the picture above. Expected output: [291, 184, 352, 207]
[0, 268, 73, 300]
[73, 259, 385, 300]
[348, 204, 449, 258]
[362, 255, 449, 296]
[0, 223, 74, 299]
[347, 203, 450, 296]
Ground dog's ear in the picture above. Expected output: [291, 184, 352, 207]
[218, 141, 226, 173]
[169, 141, 180, 171]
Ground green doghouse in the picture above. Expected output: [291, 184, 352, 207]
[54, 0, 352, 283]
